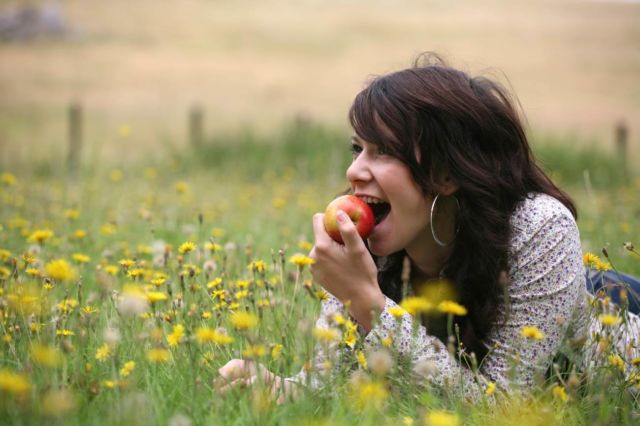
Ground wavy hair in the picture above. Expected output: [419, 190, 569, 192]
[348, 53, 577, 362]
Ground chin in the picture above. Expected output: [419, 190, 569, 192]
[367, 240, 394, 258]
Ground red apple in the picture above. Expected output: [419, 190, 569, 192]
[323, 195, 375, 244]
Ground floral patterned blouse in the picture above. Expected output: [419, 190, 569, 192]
[288, 193, 640, 398]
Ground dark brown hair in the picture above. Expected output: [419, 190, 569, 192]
[348, 53, 576, 362]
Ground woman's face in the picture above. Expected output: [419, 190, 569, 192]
[347, 134, 433, 257]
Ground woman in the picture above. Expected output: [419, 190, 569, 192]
[218, 53, 640, 400]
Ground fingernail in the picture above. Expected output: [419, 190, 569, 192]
[336, 210, 347, 223]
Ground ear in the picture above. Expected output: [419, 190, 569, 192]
[435, 174, 459, 196]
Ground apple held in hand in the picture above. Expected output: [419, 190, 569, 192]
[323, 195, 375, 244]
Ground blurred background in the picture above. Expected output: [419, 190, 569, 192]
[1, 0, 639, 165]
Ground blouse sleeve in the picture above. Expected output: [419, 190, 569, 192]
[364, 199, 585, 398]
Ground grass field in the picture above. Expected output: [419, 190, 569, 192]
[1, 0, 640, 424]
[1, 123, 639, 425]
[1, 0, 640, 163]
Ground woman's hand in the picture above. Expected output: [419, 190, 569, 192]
[309, 210, 385, 331]
[216, 359, 298, 404]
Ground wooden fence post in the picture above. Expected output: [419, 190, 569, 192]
[615, 121, 628, 180]
[189, 105, 204, 148]
[67, 102, 82, 177]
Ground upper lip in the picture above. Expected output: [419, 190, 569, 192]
[354, 193, 387, 202]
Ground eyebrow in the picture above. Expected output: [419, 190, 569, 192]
[351, 135, 362, 143]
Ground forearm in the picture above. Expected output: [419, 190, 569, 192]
[345, 287, 386, 332]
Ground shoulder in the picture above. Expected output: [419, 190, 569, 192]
[510, 193, 578, 254]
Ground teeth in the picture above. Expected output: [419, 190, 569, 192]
[360, 196, 386, 204]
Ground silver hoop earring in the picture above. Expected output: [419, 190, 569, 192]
[430, 193, 460, 247]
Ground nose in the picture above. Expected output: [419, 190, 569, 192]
[346, 153, 372, 186]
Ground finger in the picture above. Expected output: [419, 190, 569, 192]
[218, 359, 252, 381]
[336, 210, 366, 249]
[312, 213, 332, 246]
[218, 376, 253, 394]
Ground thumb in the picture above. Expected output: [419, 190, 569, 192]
[336, 210, 365, 249]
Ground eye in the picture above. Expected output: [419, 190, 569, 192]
[350, 143, 363, 156]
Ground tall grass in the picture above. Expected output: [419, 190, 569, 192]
[0, 122, 638, 425]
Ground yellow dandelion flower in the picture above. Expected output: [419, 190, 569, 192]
[351, 380, 388, 410]
[400, 297, 432, 316]
[146, 291, 168, 304]
[28, 229, 54, 244]
[485, 382, 496, 396]
[175, 181, 189, 194]
[95, 343, 111, 361]
[56, 329, 75, 337]
[242, 344, 266, 358]
[248, 260, 267, 273]
[104, 265, 118, 275]
[73, 229, 87, 240]
[388, 306, 408, 318]
[289, 254, 316, 267]
[63, 209, 80, 220]
[631, 357, 640, 366]
[22, 253, 36, 265]
[425, 410, 461, 426]
[167, 324, 185, 347]
[583, 252, 601, 268]
[234, 290, 250, 300]
[0, 370, 30, 395]
[0, 266, 11, 279]
[72, 253, 90, 264]
[82, 305, 99, 315]
[520, 325, 545, 340]
[31, 343, 63, 368]
[57, 298, 79, 313]
[46, 259, 77, 282]
[230, 311, 259, 330]
[382, 336, 393, 348]
[595, 260, 612, 272]
[147, 348, 171, 363]
[609, 354, 625, 372]
[100, 223, 117, 236]
[0, 249, 11, 261]
[315, 289, 329, 301]
[1, 172, 17, 186]
[103, 380, 117, 389]
[26, 267, 41, 277]
[552, 384, 568, 402]
[178, 241, 196, 254]
[109, 169, 124, 182]
[344, 330, 357, 348]
[207, 278, 223, 289]
[437, 300, 468, 316]
[120, 361, 135, 377]
[313, 327, 340, 343]
[298, 240, 313, 251]
[211, 227, 225, 238]
[195, 327, 234, 345]
[598, 313, 622, 327]
[205, 241, 222, 253]
[271, 344, 283, 360]
[119, 258, 135, 268]
[356, 351, 368, 369]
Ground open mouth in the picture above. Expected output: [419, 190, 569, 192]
[367, 201, 391, 225]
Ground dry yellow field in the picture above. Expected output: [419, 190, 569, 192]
[0, 0, 639, 160]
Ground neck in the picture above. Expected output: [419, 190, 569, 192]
[406, 242, 453, 281]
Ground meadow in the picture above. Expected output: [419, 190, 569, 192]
[1, 1, 639, 422]
[0, 122, 639, 425]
